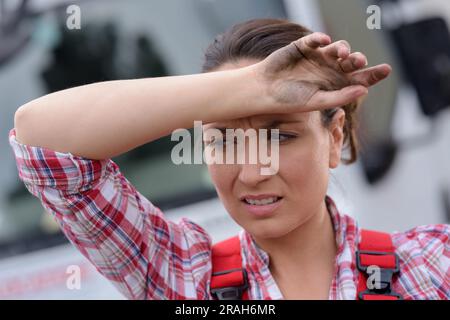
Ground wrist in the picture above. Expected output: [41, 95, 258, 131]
[201, 62, 273, 124]
[234, 63, 274, 116]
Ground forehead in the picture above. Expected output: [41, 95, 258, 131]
[206, 58, 320, 131]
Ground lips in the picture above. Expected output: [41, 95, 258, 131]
[243, 196, 281, 205]
[240, 194, 283, 217]
[240, 194, 282, 200]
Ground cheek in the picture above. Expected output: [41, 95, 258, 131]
[207, 164, 236, 199]
[280, 133, 330, 191]
[208, 164, 245, 220]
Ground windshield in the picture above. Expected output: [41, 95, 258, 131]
[0, 0, 287, 259]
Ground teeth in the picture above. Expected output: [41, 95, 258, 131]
[245, 197, 279, 205]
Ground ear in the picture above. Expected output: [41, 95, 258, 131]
[328, 108, 346, 169]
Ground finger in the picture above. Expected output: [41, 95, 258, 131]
[293, 32, 332, 55]
[350, 64, 392, 87]
[339, 52, 368, 73]
[304, 32, 332, 48]
[321, 40, 351, 59]
[305, 85, 368, 110]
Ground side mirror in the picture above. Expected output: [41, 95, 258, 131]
[391, 17, 450, 117]
[360, 140, 397, 185]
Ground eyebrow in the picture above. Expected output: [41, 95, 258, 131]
[210, 119, 304, 133]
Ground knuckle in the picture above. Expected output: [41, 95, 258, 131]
[339, 40, 351, 50]
[370, 71, 379, 83]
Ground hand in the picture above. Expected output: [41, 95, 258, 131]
[253, 32, 392, 113]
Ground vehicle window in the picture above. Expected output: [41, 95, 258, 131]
[0, 0, 287, 259]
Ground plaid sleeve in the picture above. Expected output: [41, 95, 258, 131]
[393, 224, 450, 299]
[8, 128, 213, 300]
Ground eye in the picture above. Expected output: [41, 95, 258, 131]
[270, 132, 296, 143]
[205, 138, 221, 147]
[204, 135, 234, 147]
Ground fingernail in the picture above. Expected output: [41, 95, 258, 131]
[354, 52, 368, 66]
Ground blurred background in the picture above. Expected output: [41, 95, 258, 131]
[0, 0, 449, 299]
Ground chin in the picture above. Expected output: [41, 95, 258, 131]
[243, 220, 296, 240]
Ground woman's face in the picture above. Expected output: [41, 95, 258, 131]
[203, 59, 346, 240]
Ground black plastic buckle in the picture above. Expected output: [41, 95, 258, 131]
[356, 250, 402, 299]
[211, 268, 248, 300]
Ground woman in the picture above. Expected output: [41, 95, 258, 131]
[10, 18, 449, 299]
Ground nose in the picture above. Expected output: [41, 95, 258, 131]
[237, 163, 271, 187]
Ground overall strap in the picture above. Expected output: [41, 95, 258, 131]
[356, 229, 402, 300]
[210, 230, 403, 300]
[210, 236, 249, 300]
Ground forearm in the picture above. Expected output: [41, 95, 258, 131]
[14, 65, 264, 159]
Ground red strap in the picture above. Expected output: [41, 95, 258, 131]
[211, 230, 401, 300]
[357, 229, 401, 300]
[210, 236, 249, 300]
[361, 294, 400, 301]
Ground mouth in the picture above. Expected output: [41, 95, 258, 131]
[239, 194, 283, 217]
[241, 196, 283, 206]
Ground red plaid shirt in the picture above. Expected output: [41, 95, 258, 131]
[9, 128, 450, 299]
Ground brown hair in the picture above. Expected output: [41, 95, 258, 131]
[202, 18, 359, 164]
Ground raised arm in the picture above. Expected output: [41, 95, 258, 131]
[13, 67, 263, 160]
[14, 32, 390, 160]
